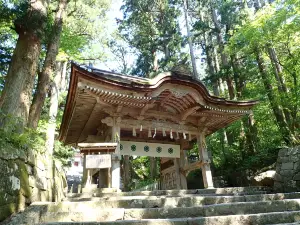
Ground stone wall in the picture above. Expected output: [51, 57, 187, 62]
[0, 145, 67, 222]
[274, 146, 300, 192]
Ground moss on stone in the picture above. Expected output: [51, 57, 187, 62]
[0, 203, 17, 222]
[16, 160, 31, 199]
[0, 144, 26, 161]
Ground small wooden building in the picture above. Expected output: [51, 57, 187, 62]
[59, 63, 257, 190]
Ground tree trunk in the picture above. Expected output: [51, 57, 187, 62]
[0, 0, 47, 127]
[28, 0, 68, 128]
[255, 49, 297, 145]
[200, 10, 219, 95]
[45, 61, 64, 155]
[183, 0, 198, 79]
[212, 47, 224, 95]
[204, 32, 219, 96]
[153, 51, 158, 72]
[230, 55, 245, 99]
[242, 113, 259, 155]
[0, 33, 41, 126]
[226, 76, 235, 100]
[230, 54, 259, 152]
[211, 6, 235, 100]
[266, 46, 292, 127]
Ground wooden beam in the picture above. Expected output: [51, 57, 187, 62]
[182, 161, 203, 174]
[121, 137, 180, 145]
[181, 106, 200, 121]
[102, 116, 199, 134]
[160, 92, 172, 107]
[78, 142, 118, 148]
[140, 100, 156, 116]
[116, 105, 123, 113]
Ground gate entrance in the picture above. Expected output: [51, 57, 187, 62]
[59, 63, 257, 190]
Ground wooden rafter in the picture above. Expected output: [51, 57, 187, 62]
[181, 106, 201, 121]
[140, 100, 156, 116]
[76, 102, 98, 143]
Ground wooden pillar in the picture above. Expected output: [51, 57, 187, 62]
[150, 157, 156, 180]
[82, 153, 91, 187]
[174, 158, 181, 189]
[111, 117, 121, 189]
[107, 167, 112, 188]
[197, 133, 214, 189]
[123, 155, 130, 191]
[179, 149, 188, 189]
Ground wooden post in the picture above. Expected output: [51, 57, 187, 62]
[174, 158, 181, 189]
[197, 133, 214, 189]
[86, 169, 91, 186]
[111, 117, 121, 189]
[150, 157, 156, 180]
[123, 155, 130, 191]
[107, 167, 112, 188]
[82, 153, 89, 187]
[179, 148, 188, 189]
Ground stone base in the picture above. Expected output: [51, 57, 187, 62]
[274, 146, 300, 192]
[0, 146, 67, 222]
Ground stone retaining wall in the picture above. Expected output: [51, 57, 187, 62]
[0, 145, 67, 222]
[274, 146, 300, 192]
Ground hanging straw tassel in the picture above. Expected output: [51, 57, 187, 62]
[153, 128, 156, 138]
[176, 131, 180, 140]
[170, 129, 173, 139]
[140, 124, 143, 131]
[183, 132, 186, 140]
[148, 128, 152, 138]
[163, 127, 166, 137]
[133, 127, 136, 136]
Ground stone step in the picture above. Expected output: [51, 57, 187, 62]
[65, 191, 268, 202]
[13, 199, 300, 223]
[67, 190, 269, 199]
[81, 187, 121, 193]
[67, 186, 270, 198]
[37, 210, 300, 225]
[51, 192, 300, 209]
[64, 192, 300, 206]
[268, 223, 300, 225]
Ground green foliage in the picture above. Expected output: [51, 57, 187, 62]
[59, 0, 111, 61]
[54, 141, 74, 167]
[0, 111, 73, 167]
[129, 156, 160, 190]
[0, 112, 45, 151]
[119, 0, 184, 76]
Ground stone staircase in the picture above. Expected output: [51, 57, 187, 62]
[3, 187, 300, 225]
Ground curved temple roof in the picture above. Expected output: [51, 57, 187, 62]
[59, 63, 258, 145]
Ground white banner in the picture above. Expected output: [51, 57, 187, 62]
[120, 141, 180, 158]
[86, 154, 111, 169]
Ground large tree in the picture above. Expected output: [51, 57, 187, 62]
[28, 0, 69, 129]
[119, 0, 183, 77]
[0, 0, 48, 126]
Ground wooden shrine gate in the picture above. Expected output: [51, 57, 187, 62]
[59, 63, 257, 190]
